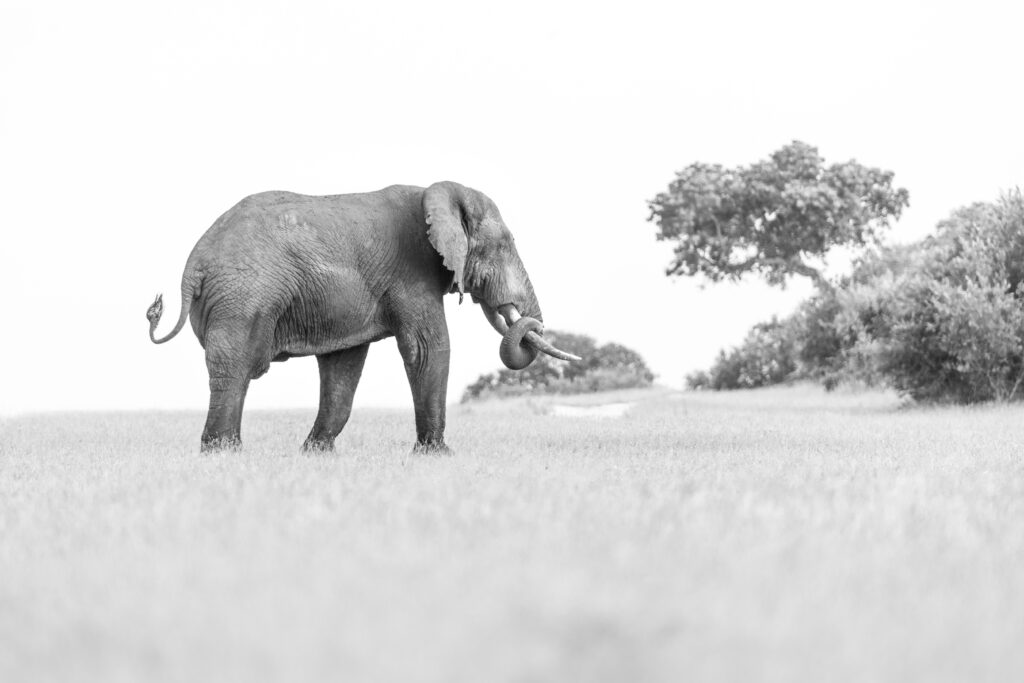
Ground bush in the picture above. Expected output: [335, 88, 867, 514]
[461, 331, 654, 402]
[686, 317, 798, 390]
[689, 190, 1024, 403]
[794, 244, 924, 389]
[834, 192, 1024, 402]
[868, 279, 1024, 402]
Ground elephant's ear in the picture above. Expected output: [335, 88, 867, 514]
[423, 182, 471, 296]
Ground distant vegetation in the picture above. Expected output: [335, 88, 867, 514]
[689, 191, 1024, 404]
[461, 330, 654, 402]
[650, 141, 1024, 404]
[647, 140, 909, 287]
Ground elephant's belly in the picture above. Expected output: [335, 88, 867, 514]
[272, 294, 391, 358]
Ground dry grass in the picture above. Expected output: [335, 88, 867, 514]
[2, 385, 1024, 682]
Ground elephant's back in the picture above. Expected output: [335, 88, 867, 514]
[191, 185, 434, 287]
[232, 185, 424, 214]
[208, 187, 423, 235]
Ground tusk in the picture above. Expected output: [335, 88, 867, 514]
[523, 330, 582, 362]
[498, 304, 582, 362]
[497, 304, 521, 327]
[482, 303, 509, 335]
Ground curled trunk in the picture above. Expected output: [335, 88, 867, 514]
[499, 317, 542, 370]
[488, 303, 582, 369]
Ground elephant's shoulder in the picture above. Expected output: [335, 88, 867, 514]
[236, 191, 307, 209]
[376, 184, 424, 196]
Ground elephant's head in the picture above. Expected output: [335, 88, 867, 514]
[424, 181, 580, 370]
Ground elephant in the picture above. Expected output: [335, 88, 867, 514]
[146, 181, 579, 452]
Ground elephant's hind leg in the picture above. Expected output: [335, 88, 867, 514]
[303, 344, 370, 452]
[202, 370, 250, 452]
[200, 320, 275, 452]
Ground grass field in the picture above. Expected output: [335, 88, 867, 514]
[3, 385, 1024, 682]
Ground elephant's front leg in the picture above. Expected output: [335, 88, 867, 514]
[303, 344, 370, 452]
[396, 327, 451, 453]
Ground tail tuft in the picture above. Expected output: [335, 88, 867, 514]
[147, 294, 164, 325]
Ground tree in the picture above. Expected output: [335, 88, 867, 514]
[687, 190, 1024, 403]
[647, 141, 910, 287]
[461, 330, 654, 402]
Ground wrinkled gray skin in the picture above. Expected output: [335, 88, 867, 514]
[147, 182, 574, 453]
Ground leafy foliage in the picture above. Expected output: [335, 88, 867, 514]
[648, 141, 910, 286]
[691, 191, 1024, 403]
[686, 318, 797, 390]
[840, 277, 1024, 402]
[462, 331, 654, 402]
[832, 191, 1024, 402]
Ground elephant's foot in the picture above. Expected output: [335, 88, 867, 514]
[200, 434, 242, 453]
[302, 437, 336, 453]
[412, 439, 453, 456]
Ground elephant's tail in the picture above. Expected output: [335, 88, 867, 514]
[147, 266, 201, 345]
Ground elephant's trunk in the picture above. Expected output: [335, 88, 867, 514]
[476, 260, 579, 369]
[494, 303, 582, 369]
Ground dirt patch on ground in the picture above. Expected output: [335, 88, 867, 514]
[548, 402, 634, 418]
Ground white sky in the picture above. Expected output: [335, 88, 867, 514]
[2, 0, 1022, 415]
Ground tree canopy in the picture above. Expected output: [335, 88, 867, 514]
[647, 141, 910, 287]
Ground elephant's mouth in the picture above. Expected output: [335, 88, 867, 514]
[481, 302, 582, 370]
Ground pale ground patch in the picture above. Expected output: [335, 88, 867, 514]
[2, 384, 1023, 682]
[549, 401, 634, 418]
